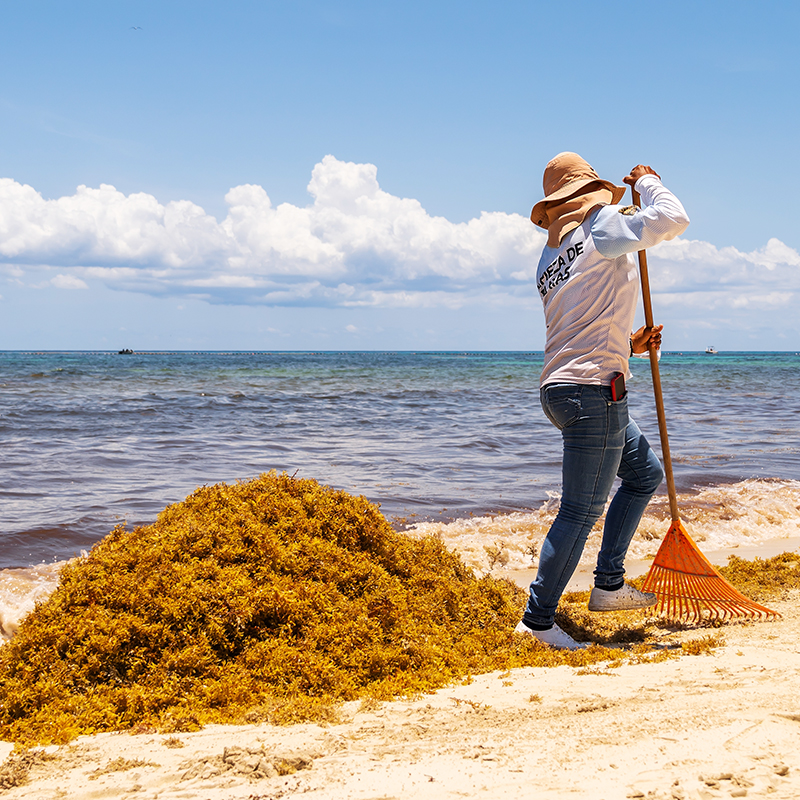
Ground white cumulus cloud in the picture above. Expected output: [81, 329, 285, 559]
[646, 237, 800, 299]
[1, 156, 800, 329]
[0, 156, 546, 308]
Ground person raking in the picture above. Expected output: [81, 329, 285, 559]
[517, 152, 690, 650]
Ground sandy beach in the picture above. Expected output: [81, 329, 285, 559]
[1, 587, 797, 800]
[1, 477, 798, 800]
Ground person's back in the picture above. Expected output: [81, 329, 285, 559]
[535, 163, 689, 388]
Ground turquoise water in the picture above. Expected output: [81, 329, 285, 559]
[1, 350, 799, 569]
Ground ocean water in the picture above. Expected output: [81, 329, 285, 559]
[2, 350, 799, 637]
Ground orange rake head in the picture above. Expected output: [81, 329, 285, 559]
[641, 520, 780, 623]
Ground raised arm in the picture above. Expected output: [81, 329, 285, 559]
[591, 165, 689, 259]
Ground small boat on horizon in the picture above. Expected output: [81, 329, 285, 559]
[705, 346, 719, 355]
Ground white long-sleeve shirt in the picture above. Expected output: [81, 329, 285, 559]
[536, 174, 689, 388]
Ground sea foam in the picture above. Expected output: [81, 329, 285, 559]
[407, 479, 800, 577]
[0, 562, 64, 641]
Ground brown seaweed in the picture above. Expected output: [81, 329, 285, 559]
[0, 473, 716, 745]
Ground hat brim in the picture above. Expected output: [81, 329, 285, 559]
[531, 179, 627, 229]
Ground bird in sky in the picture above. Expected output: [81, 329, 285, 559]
[130, 26, 142, 30]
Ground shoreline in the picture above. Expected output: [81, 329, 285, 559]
[2, 531, 800, 644]
[2, 594, 798, 799]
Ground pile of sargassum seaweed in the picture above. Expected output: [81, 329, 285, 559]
[3, 472, 791, 745]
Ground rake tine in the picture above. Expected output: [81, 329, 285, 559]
[642, 537, 781, 624]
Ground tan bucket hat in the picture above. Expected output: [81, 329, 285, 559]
[530, 152, 626, 234]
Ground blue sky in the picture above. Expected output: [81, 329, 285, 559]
[1, 0, 799, 350]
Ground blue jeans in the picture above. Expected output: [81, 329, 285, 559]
[522, 383, 663, 629]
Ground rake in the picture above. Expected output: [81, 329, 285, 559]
[631, 187, 778, 623]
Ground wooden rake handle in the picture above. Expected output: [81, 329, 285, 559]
[632, 188, 680, 522]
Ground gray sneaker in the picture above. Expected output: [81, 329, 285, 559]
[514, 620, 590, 650]
[588, 583, 657, 612]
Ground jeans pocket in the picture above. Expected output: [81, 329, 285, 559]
[541, 385, 582, 430]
